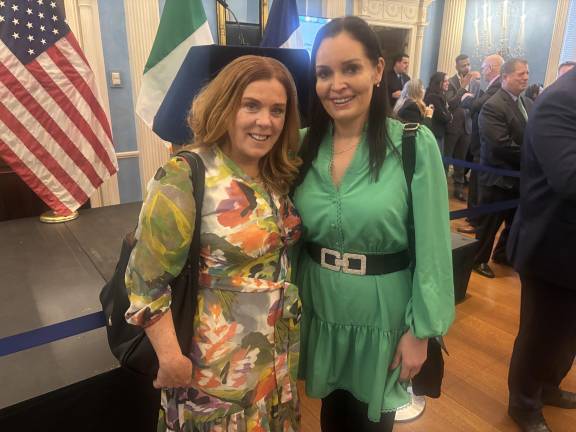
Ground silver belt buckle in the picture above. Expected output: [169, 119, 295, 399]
[320, 248, 342, 271]
[342, 253, 367, 275]
[320, 248, 367, 275]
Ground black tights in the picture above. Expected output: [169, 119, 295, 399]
[320, 389, 396, 432]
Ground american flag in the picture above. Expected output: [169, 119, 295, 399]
[0, 0, 118, 215]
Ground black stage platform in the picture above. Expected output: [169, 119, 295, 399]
[0, 203, 159, 432]
[0, 203, 477, 431]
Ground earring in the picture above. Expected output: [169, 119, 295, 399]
[376, 82, 381, 88]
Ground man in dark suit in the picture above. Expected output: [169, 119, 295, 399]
[506, 67, 576, 432]
[445, 54, 480, 201]
[473, 58, 532, 278]
[386, 53, 410, 109]
[458, 54, 504, 234]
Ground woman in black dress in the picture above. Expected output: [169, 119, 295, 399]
[424, 72, 452, 152]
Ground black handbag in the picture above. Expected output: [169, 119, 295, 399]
[99, 151, 205, 376]
[400, 123, 447, 398]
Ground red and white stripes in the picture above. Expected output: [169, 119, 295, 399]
[0, 32, 117, 215]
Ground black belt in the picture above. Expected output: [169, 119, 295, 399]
[305, 242, 410, 276]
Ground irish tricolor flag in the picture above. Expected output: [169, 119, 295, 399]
[136, 0, 214, 128]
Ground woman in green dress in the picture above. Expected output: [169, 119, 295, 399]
[293, 17, 455, 431]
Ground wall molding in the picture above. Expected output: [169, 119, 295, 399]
[323, 0, 346, 18]
[436, 0, 467, 76]
[544, 0, 570, 86]
[355, 0, 428, 25]
[116, 151, 140, 159]
[353, 0, 435, 79]
[63, 0, 120, 208]
[123, 0, 170, 196]
[63, 0, 82, 41]
[412, 0, 433, 79]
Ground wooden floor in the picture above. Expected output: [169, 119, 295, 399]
[298, 192, 576, 432]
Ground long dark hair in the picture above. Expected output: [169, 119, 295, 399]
[427, 72, 446, 95]
[296, 16, 393, 187]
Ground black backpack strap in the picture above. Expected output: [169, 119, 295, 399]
[167, 150, 205, 357]
[175, 150, 206, 263]
[100, 150, 206, 375]
[401, 122, 418, 269]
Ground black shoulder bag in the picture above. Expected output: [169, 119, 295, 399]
[401, 123, 446, 398]
[99, 151, 205, 377]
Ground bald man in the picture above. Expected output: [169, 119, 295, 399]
[558, 61, 575, 78]
[458, 54, 505, 236]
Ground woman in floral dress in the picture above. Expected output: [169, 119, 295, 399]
[124, 56, 302, 432]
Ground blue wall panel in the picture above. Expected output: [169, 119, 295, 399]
[203, 0, 218, 39]
[246, 0, 260, 23]
[159, 1, 217, 41]
[419, 0, 444, 85]
[99, 0, 141, 203]
[98, 1, 138, 154]
[297, 0, 323, 17]
[227, 0, 258, 22]
[117, 158, 143, 203]
[346, 0, 354, 16]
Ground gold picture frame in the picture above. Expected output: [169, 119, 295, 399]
[216, 0, 269, 45]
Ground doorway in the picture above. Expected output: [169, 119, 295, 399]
[371, 25, 410, 69]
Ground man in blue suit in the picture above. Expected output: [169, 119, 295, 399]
[507, 67, 576, 432]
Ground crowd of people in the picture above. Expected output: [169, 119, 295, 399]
[390, 47, 576, 432]
[391, 53, 575, 281]
[121, 15, 575, 432]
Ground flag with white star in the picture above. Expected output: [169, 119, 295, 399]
[0, 0, 117, 215]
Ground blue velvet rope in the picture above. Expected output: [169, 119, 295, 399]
[450, 199, 519, 220]
[443, 157, 520, 219]
[0, 311, 106, 357]
[443, 157, 521, 178]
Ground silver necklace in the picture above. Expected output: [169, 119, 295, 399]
[332, 142, 358, 155]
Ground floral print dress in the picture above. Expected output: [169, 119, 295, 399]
[125, 146, 302, 432]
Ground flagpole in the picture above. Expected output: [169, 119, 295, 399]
[260, 0, 270, 35]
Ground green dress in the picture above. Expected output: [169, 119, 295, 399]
[293, 119, 455, 422]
